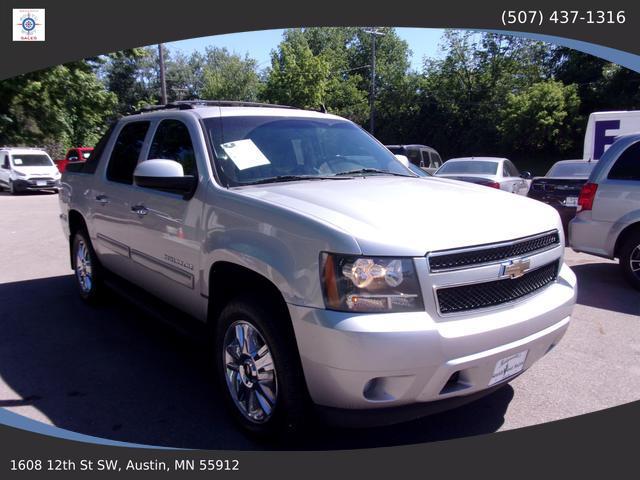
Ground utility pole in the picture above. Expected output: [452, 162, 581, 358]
[158, 43, 168, 105]
[364, 28, 385, 135]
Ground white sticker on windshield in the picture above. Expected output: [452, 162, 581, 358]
[13, 158, 23, 165]
[221, 139, 270, 171]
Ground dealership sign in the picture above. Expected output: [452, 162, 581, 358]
[13, 9, 45, 41]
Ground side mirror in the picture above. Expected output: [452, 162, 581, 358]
[133, 159, 196, 197]
[1, 164, 8, 170]
[520, 171, 532, 180]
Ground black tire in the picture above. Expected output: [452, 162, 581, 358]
[215, 294, 309, 437]
[9, 180, 18, 195]
[620, 230, 640, 291]
[71, 229, 105, 302]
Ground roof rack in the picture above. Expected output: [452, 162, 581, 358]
[132, 100, 297, 115]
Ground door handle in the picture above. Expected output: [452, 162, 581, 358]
[131, 204, 148, 216]
[95, 194, 109, 204]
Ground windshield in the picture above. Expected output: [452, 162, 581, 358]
[437, 160, 498, 175]
[11, 154, 53, 167]
[204, 116, 413, 186]
[547, 162, 595, 178]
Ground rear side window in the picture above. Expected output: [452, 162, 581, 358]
[608, 141, 640, 181]
[406, 149, 421, 166]
[106, 121, 150, 184]
[430, 152, 442, 168]
[147, 119, 196, 176]
[67, 149, 79, 161]
[503, 160, 519, 177]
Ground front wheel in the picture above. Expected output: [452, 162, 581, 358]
[620, 231, 640, 291]
[72, 230, 104, 302]
[9, 180, 18, 195]
[215, 296, 309, 437]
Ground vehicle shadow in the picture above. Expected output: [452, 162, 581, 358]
[0, 275, 512, 450]
[0, 190, 56, 197]
[571, 262, 640, 317]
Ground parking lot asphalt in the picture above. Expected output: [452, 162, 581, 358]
[0, 191, 639, 450]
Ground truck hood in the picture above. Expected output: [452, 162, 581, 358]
[235, 176, 561, 255]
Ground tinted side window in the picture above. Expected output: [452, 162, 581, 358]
[430, 152, 442, 168]
[106, 121, 150, 184]
[148, 120, 196, 176]
[405, 149, 420, 166]
[608, 141, 640, 181]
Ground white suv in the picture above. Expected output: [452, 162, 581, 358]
[570, 133, 640, 290]
[0, 147, 61, 194]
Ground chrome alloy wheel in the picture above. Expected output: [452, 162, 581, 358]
[75, 239, 93, 293]
[223, 321, 278, 423]
[631, 244, 640, 279]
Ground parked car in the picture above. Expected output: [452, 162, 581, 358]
[0, 147, 61, 194]
[570, 134, 640, 290]
[60, 101, 576, 435]
[385, 144, 443, 174]
[528, 160, 597, 237]
[435, 157, 532, 195]
[55, 147, 94, 173]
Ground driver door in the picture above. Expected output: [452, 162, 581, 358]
[123, 117, 205, 318]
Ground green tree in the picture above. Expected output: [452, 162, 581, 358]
[0, 62, 116, 157]
[105, 48, 155, 114]
[498, 80, 580, 155]
[413, 31, 556, 159]
[261, 31, 329, 109]
[200, 47, 261, 101]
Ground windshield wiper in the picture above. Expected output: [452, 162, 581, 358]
[333, 168, 415, 177]
[239, 175, 353, 186]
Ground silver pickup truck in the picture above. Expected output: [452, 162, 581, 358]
[59, 101, 577, 436]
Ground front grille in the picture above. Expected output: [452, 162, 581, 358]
[29, 177, 53, 181]
[436, 260, 559, 314]
[429, 231, 559, 272]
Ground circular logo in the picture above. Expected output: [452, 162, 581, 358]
[21, 17, 36, 32]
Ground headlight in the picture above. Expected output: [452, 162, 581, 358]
[13, 170, 26, 177]
[320, 253, 424, 312]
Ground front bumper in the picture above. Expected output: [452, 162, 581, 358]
[288, 262, 576, 417]
[14, 178, 60, 191]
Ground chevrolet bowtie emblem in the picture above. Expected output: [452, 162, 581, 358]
[502, 259, 530, 279]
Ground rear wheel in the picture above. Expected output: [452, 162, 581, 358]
[620, 231, 640, 291]
[215, 295, 308, 437]
[72, 230, 104, 302]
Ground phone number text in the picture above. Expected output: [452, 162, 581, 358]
[501, 10, 626, 26]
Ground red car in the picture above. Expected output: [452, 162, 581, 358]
[55, 147, 93, 173]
